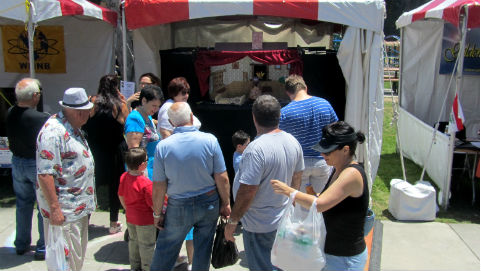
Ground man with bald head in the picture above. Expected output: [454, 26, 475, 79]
[6, 78, 49, 260]
[151, 102, 231, 271]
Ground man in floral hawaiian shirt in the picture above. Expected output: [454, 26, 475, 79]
[36, 88, 95, 271]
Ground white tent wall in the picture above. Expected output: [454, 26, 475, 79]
[398, 107, 453, 207]
[399, 20, 480, 138]
[0, 16, 115, 113]
[132, 24, 170, 83]
[337, 27, 384, 190]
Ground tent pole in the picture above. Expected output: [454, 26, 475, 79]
[445, 7, 468, 209]
[28, 1, 35, 78]
[121, 1, 127, 82]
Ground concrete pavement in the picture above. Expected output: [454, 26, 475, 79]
[0, 206, 478, 271]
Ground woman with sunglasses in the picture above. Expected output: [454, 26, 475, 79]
[271, 121, 368, 271]
[156, 77, 201, 139]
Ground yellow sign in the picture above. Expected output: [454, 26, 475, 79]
[1, 25, 66, 73]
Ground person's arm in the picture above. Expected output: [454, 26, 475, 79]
[89, 96, 97, 117]
[224, 183, 258, 242]
[126, 132, 143, 148]
[126, 92, 140, 112]
[271, 167, 363, 212]
[38, 174, 65, 225]
[159, 128, 172, 139]
[214, 171, 231, 217]
[152, 181, 167, 230]
[119, 195, 126, 210]
[290, 171, 303, 191]
[116, 93, 130, 125]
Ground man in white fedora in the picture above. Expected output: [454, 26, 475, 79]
[36, 88, 95, 271]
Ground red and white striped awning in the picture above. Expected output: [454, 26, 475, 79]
[125, 0, 385, 32]
[0, 0, 117, 26]
[396, 0, 480, 29]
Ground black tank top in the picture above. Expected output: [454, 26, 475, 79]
[321, 163, 369, 256]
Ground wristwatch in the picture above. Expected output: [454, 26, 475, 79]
[227, 217, 238, 225]
[153, 211, 161, 218]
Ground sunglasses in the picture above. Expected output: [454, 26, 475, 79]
[181, 90, 190, 95]
[322, 146, 342, 156]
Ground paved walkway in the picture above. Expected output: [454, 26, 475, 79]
[0, 207, 478, 270]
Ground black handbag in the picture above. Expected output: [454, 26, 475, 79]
[211, 218, 239, 268]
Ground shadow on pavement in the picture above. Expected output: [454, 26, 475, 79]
[0, 247, 34, 269]
[94, 241, 129, 265]
[89, 223, 110, 240]
[237, 250, 248, 268]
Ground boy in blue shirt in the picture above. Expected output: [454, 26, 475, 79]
[232, 130, 250, 173]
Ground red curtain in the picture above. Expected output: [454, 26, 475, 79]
[194, 49, 303, 97]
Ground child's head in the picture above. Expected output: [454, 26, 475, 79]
[232, 130, 250, 154]
[125, 147, 147, 171]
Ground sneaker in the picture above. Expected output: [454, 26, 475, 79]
[187, 264, 192, 271]
[109, 222, 122, 234]
[174, 256, 188, 267]
[34, 251, 45, 261]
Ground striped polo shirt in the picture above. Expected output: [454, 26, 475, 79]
[280, 96, 338, 158]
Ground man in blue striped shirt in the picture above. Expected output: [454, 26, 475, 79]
[279, 75, 338, 195]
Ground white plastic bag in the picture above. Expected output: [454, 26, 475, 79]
[271, 191, 326, 270]
[46, 224, 69, 271]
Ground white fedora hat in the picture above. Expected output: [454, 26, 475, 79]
[58, 88, 93, 110]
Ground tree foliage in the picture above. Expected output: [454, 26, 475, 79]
[384, 0, 431, 36]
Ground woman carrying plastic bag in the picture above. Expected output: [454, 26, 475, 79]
[271, 121, 369, 271]
[271, 190, 326, 270]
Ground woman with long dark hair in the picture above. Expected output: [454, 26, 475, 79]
[84, 74, 129, 234]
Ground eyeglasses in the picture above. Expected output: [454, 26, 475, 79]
[140, 82, 152, 87]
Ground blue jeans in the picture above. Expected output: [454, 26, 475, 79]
[11, 156, 45, 253]
[243, 229, 277, 271]
[323, 247, 368, 271]
[150, 191, 219, 271]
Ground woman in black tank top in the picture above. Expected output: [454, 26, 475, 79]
[271, 121, 369, 271]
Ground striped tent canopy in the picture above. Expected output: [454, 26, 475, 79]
[396, 0, 480, 28]
[0, 0, 117, 25]
[125, 0, 385, 32]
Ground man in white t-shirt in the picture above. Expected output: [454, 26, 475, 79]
[224, 95, 304, 271]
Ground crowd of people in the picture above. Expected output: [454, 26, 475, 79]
[6, 74, 369, 271]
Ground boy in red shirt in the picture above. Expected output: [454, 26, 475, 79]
[118, 147, 156, 271]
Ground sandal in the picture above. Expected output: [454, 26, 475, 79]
[109, 222, 122, 234]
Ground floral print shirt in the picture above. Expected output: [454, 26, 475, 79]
[36, 112, 96, 223]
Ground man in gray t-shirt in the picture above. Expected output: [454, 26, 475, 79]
[225, 95, 304, 271]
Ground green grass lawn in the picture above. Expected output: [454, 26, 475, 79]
[373, 98, 479, 223]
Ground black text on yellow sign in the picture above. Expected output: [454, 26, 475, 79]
[1, 25, 66, 73]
